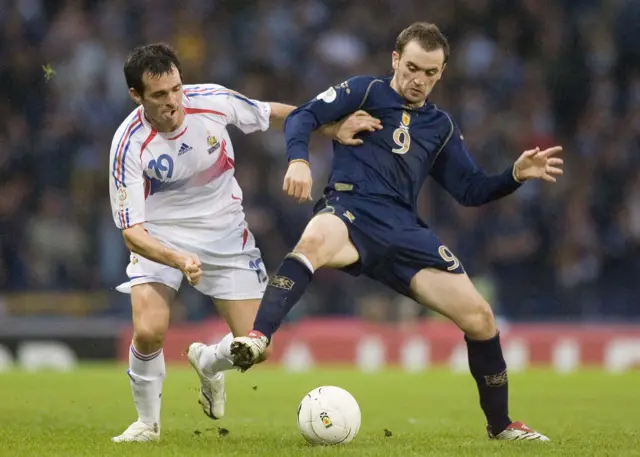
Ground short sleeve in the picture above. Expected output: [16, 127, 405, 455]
[109, 116, 146, 229]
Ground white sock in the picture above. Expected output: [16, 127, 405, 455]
[128, 344, 165, 429]
[199, 332, 234, 377]
[289, 252, 315, 273]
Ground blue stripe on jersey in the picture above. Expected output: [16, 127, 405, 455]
[111, 116, 142, 188]
[119, 123, 143, 187]
[228, 93, 257, 107]
[185, 91, 257, 107]
[112, 121, 132, 189]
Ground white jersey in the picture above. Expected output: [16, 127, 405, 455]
[108, 84, 271, 244]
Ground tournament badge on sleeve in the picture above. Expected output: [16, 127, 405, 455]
[117, 185, 129, 209]
[316, 86, 337, 103]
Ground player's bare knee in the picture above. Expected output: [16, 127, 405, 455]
[133, 322, 166, 352]
[458, 302, 496, 340]
[294, 232, 327, 267]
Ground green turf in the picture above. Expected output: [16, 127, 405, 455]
[0, 365, 638, 456]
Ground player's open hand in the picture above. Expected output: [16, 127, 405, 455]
[283, 160, 313, 203]
[335, 110, 382, 146]
[176, 252, 202, 286]
[513, 146, 564, 183]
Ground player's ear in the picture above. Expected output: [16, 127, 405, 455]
[391, 51, 400, 72]
[438, 63, 447, 80]
[129, 87, 143, 105]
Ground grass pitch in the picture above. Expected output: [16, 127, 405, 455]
[0, 365, 638, 456]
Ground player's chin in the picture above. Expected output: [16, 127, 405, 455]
[406, 88, 427, 103]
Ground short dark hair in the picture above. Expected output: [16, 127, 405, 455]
[395, 22, 450, 63]
[124, 43, 183, 96]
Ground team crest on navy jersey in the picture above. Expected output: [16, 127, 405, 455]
[401, 111, 411, 127]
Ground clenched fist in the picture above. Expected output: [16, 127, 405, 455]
[173, 251, 202, 286]
[283, 160, 313, 203]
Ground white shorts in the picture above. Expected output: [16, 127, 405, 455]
[116, 222, 268, 300]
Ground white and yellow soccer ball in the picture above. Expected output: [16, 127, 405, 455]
[297, 386, 361, 445]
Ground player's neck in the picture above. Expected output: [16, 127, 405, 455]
[144, 108, 185, 133]
[389, 76, 426, 109]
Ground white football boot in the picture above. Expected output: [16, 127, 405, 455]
[187, 342, 226, 419]
[230, 331, 269, 372]
[111, 420, 160, 442]
[488, 421, 550, 441]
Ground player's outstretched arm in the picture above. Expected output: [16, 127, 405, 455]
[198, 81, 379, 151]
[267, 102, 295, 130]
[430, 119, 564, 206]
[268, 103, 380, 144]
[210, 89, 380, 145]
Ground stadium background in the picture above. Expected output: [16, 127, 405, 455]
[1, 0, 640, 372]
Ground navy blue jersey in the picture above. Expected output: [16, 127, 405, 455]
[285, 76, 522, 212]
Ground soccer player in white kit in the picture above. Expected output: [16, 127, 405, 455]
[109, 43, 381, 442]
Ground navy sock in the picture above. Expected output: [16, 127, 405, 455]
[466, 332, 512, 434]
[253, 254, 313, 340]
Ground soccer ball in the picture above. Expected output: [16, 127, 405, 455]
[296, 386, 361, 445]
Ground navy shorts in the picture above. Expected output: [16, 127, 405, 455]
[313, 191, 465, 298]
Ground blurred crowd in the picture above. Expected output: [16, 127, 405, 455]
[1, 0, 639, 321]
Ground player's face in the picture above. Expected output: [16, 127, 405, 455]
[130, 65, 184, 132]
[391, 40, 446, 106]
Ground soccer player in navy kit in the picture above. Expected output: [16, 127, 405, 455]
[232, 22, 562, 441]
